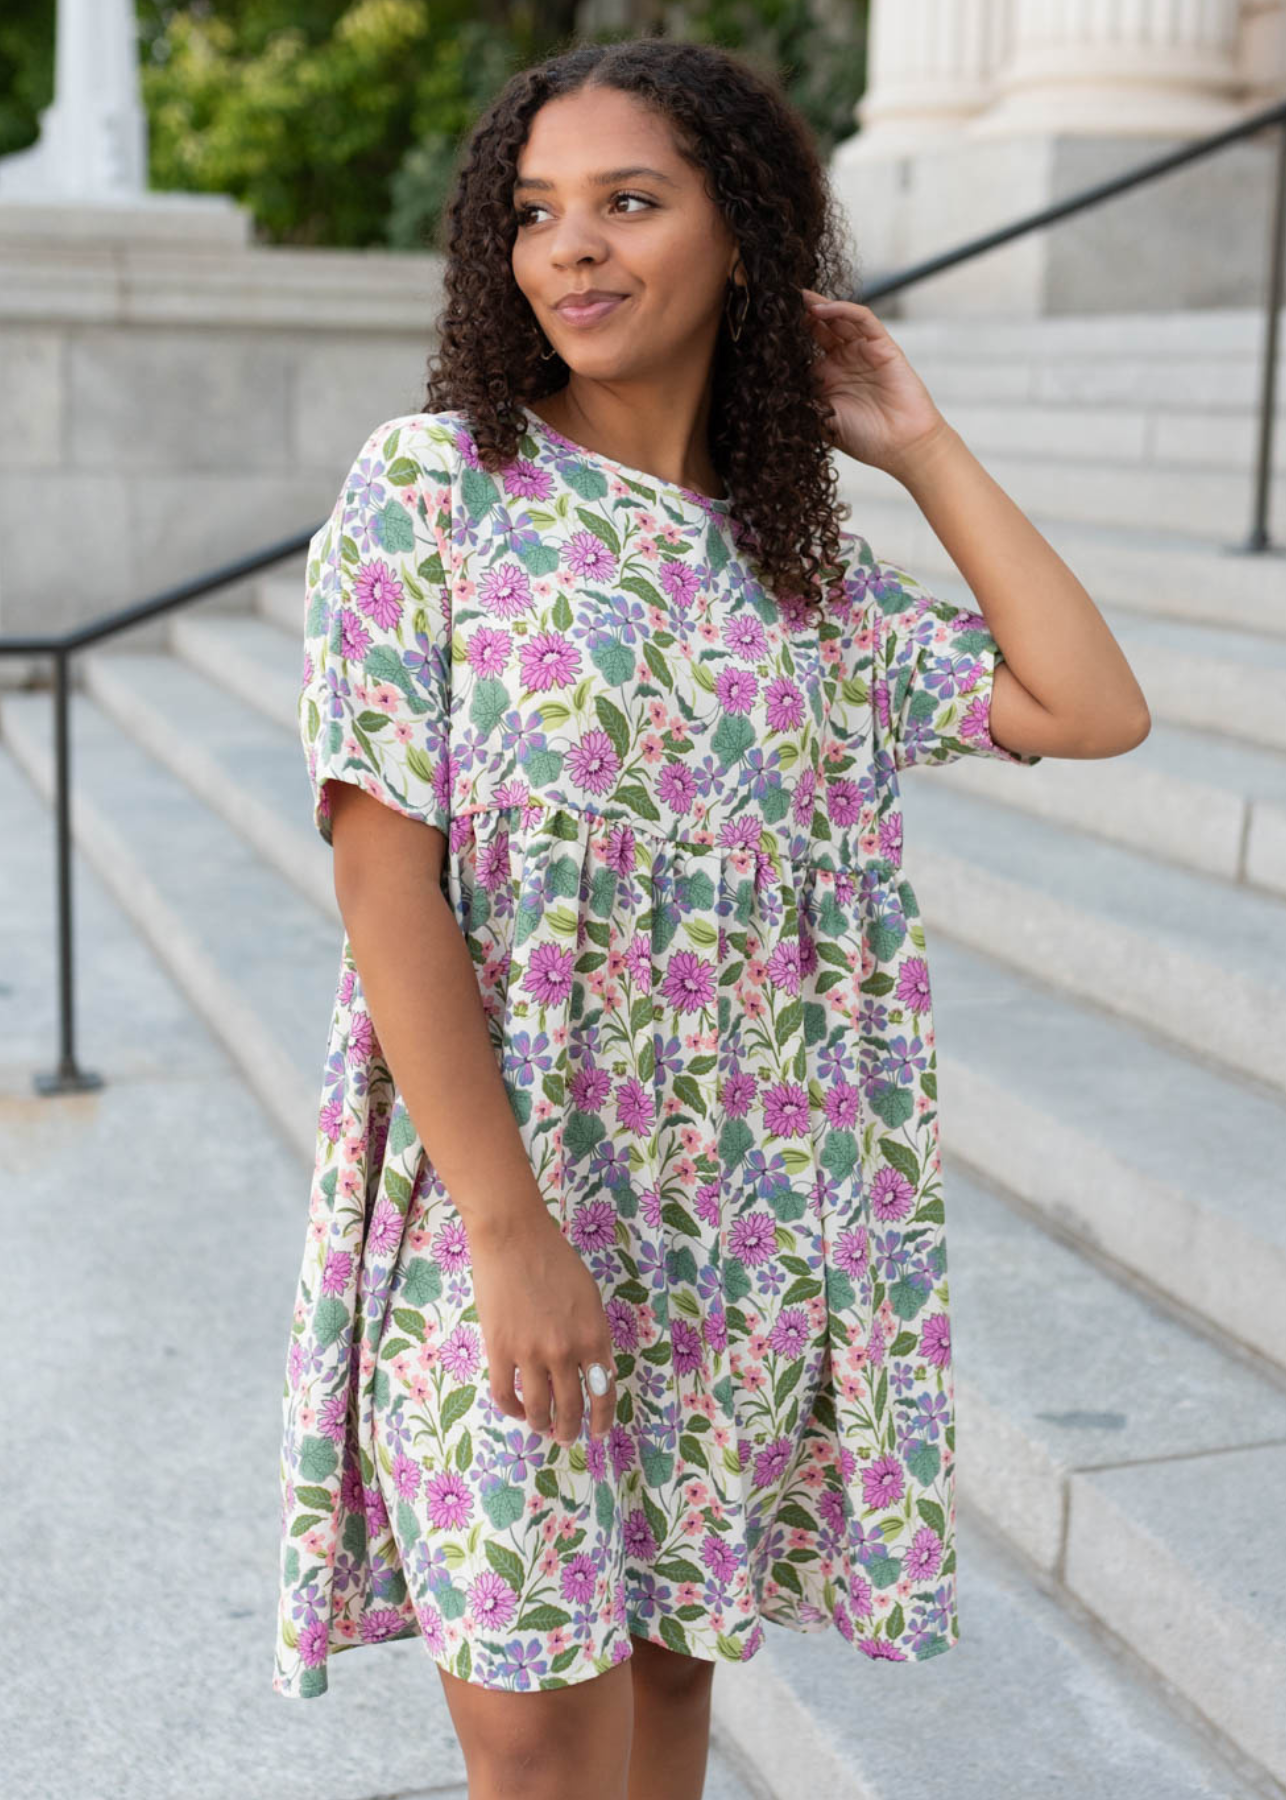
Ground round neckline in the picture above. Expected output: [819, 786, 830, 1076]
[520, 403, 730, 514]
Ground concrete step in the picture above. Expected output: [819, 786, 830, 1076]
[713, 1495, 1277, 1800]
[927, 934, 1286, 1374]
[699, 1102, 1286, 1791]
[897, 774, 1286, 1098]
[0, 688, 339, 1161]
[169, 609, 301, 737]
[78, 642, 335, 923]
[909, 720, 1286, 898]
[835, 487, 1286, 639]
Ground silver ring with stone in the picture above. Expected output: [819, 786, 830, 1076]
[584, 1361, 611, 1397]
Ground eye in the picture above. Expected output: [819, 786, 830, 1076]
[513, 191, 655, 226]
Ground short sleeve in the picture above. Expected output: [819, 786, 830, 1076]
[867, 553, 1043, 772]
[299, 414, 456, 847]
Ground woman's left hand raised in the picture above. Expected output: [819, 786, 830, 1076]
[800, 286, 952, 481]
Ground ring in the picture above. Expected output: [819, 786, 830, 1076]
[584, 1361, 612, 1397]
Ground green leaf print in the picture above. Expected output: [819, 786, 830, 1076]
[461, 463, 500, 518]
[719, 1117, 754, 1170]
[482, 1484, 526, 1529]
[485, 1541, 526, 1590]
[591, 640, 636, 686]
[401, 1258, 442, 1306]
[518, 1604, 573, 1631]
[868, 1084, 915, 1129]
[660, 1616, 690, 1654]
[471, 676, 509, 735]
[313, 1297, 349, 1349]
[552, 592, 574, 631]
[641, 1445, 674, 1489]
[575, 506, 620, 554]
[299, 1435, 338, 1481]
[595, 695, 631, 762]
[376, 498, 415, 553]
[613, 781, 661, 820]
[440, 1384, 476, 1431]
[711, 712, 755, 766]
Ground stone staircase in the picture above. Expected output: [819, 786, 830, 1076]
[3, 306, 1284, 1799]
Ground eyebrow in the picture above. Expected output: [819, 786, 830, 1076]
[512, 165, 679, 194]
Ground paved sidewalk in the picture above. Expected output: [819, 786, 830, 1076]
[0, 748, 761, 1800]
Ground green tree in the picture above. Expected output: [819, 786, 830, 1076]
[1, 1, 866, 249]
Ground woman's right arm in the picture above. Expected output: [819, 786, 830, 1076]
[327, 780, 616, 1447]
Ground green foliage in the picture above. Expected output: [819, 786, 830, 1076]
[1, 1, 866, 247]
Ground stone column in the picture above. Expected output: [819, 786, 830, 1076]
[0, 0, 147, 199]
[969, 0, 1248, 140]
[847, 0, 1010, 156]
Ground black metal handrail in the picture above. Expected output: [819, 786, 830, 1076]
[3, 92, 1284, 1095]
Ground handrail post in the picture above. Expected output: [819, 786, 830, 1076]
[33, 650, 102, 1096]
[1233, 115, 1284, 556]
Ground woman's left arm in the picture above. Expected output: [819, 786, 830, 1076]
[802, 288, 1152, 762]
[885, 420, 1152, 761]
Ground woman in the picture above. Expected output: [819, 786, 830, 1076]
[273, 33, 1150, 1800]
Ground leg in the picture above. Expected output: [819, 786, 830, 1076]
[436, 1655, 634, 1800]
[627, 1633, 716, 1800]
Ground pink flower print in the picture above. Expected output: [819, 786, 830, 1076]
[905, 1525, 943, 1580]
[764, 675, 804, 732]
[355, 559, 404, 631]
[570, 1064, 612, 1110]
[468, 1569, 518, 1630]
[468, 626, 512, 678]
[426, 1469, 473, 1530]
[560, 1552, 598, 1605]
[339, 608, 372, 662]
[624, 935, 652, 988]
[433, 1216, 471, 1272]
[728, 1210, 777, 1265]
[792, 766, 817, 823]
[879, 810, 903, 863]
[624, 1507, 659, 1562]
[660, 949, 715, 1013]
[896, 956, 931, 1013]
[616, 1075, 655, 1134]
[417, 1601, 446, 1653]
[391, 1450, 421, 1501]
[476, 827, 512, 895]
[768, 1308, 810, 1359]
[608, 1422, 635, 1477]
[826, 777, 862, 827]
[660, 559, 699, 609]
[861, 1453, 905, 1511]
[566, 728, 621, 796]
[723, 1069, 756, 1117]
[605, 1296, 640, 1350]
[479, 561, 533, 619]
[321, 1248, 352, 1296]
[367, 1196, 404, 1257]
[715, 666, 758, 713]
[724, 615, 768, 659]
[502, 457, 555, 503]
[519, 631, 581, 691]
[700, 1532, 739, 1582]
[763, 1081, 809, 1137]
[752, 1437, 793, 1488]
[823, 1081, 861, 1131]
[657, 762, 696, 814]
[960, 690, 998, 749]
[919, 1311, 951, 1368]
[604, 822, 636, 875]
[570, 1198, 616, 1254]
[564, 529, 616, 581]
[671, 1317, 704, 1376]
[440, 1323, 481, 1382]
[522, 940, 574, 1006]
[870, 1165, 917, 1223]
[765, 938, 802, 997]
[297, 1615, 329, 1669]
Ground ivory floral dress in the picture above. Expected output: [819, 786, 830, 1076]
[272, 403, 1042, 1699]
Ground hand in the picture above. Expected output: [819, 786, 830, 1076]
[468, 1206, 618, 1446]
[800, 286, 953, 481]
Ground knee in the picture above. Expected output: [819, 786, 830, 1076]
[629, 1633, 716, 1701]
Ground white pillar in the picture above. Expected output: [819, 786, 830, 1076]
[0, 0, 148, 199]
[969, 0, 1248, 139]
[847, 0, 1011, 156]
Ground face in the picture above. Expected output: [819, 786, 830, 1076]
[510, 85, 742, 378]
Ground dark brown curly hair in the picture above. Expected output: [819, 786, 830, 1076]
[421, 33, 862, 617]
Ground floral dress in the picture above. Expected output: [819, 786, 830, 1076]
[272, 403, 1042, 1699]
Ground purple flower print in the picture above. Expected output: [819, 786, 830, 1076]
[522, 941, 574, 1006]
[506, 1028, 554, 1087]
[468, 1570, 519, 1631]
[495, 1639, 548, 1688]
[699, 1532, 739, 1583]
[660, 558, 699, 609]
[896, 957, 931, 1012]
[569, 1063, 612, 1110]
[468, 626, 512, 678]
[870, 1166, 917, 1224]
[425, 1469, 474, 1531]
[728, 1211, 777, 1265]
[502, 457, 556, 503]
[564, 529, 616, 581]
[919, 1311, 951, 1368]
[723, 615, 768, 659]
[723, 1069, 757, 1117]
[354, 558, 404, 630]
[657, 762, 697, 814]
[716, 666, 759, 713]
[501, 1427, 547, 1483]
[566, 728, 621, 796]
[860, 1454, 906, 1513]
[366, 1197, 404, 1257]
[519, 631, 581, 691]
[822, 1081, 861, 1131]
[763, 1081, 809, 1137]
[606, 1297, 640, 1350]
[616, 1075, 655, 1134]
[660, 950, 716, 1012]
[671, 1317, 703, 1376]
[825, 776, 862, 828]
[768, 1308, 810, 1359]
[440, 1323, 481, 1382]
[624, 1508, 661, 1563]
[432, 1216, 470, 1274]
[479, 561, 533, 618]
[338, 607, 372, 662]
[764, 675, 805, 731]
[560, 1553, 598, 1605]
[570, 1198, 616, 1254]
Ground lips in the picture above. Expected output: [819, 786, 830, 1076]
[554, 294, 628, 327]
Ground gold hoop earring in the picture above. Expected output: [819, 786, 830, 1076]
[539, 338, 559, 361]
[725, 275, 750, 343]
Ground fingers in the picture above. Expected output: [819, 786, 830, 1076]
[518, 1359, 552, 1434]
[583, 1350, 617, 1442]
[490, 1362, 525, 1422]
[549, 1359, 585, 1447]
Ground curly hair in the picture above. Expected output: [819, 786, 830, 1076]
[421, 34, 862, 617]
